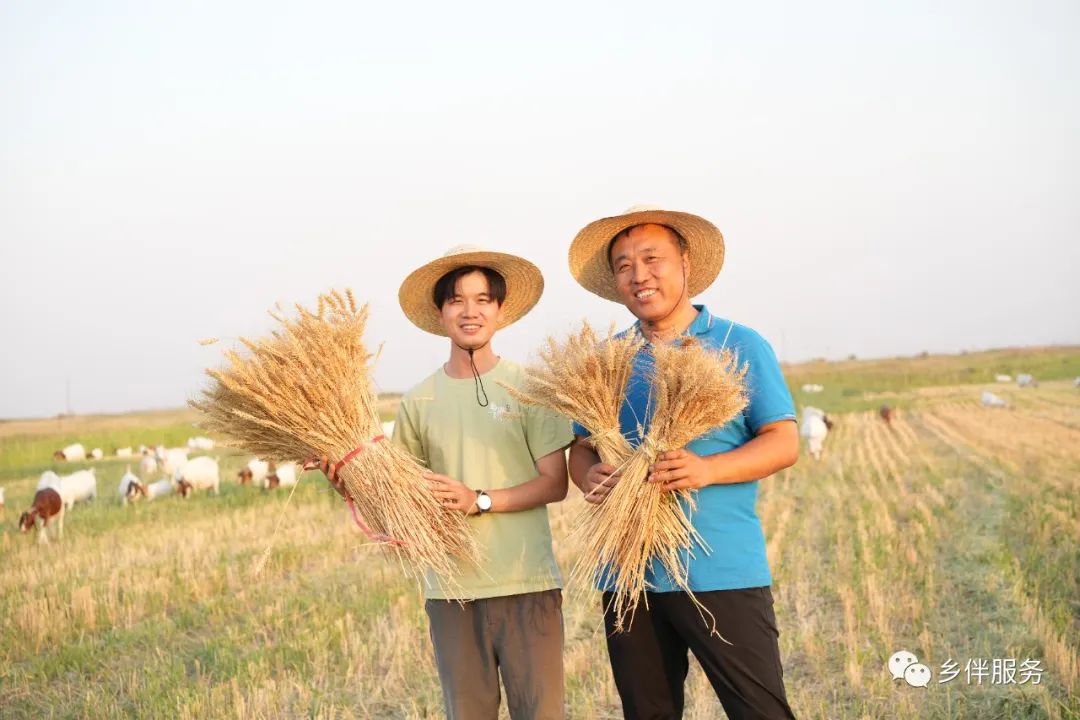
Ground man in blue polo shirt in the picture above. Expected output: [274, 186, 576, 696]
[567, 205, 799, 720]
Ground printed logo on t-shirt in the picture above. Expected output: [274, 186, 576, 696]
[487, 402, 518, 422]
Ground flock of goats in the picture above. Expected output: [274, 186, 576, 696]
[6, 436, 313, 545]
[795, 372, 1068, 461]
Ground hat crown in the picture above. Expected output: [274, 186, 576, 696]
[443, 244, 486, 258]
[623, 203, 664, 214]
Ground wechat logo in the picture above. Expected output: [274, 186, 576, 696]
[889, 650, 932, 688]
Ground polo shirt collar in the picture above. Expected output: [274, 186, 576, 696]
[632, 304, 714, 341]
[688, 304, 714, 336]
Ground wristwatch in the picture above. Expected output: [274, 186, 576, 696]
[475, 489, 493, 513]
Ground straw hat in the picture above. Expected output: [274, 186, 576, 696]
[568, 204, 725, 303]
[399, 245, 544, 336]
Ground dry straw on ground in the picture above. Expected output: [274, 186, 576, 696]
[505, 323, 748, 630]
[191, 289, 478, 585]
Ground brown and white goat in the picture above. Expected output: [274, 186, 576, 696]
[118, 467, 147, 505]
[52, 443, 86, 461]
[265, 462, 298, 490]
[19, 488, 65, 544]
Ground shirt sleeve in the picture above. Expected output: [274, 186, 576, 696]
[735, 330, 797, 434]
[391, 397, 427, 466]
[523, 404, 575, 462]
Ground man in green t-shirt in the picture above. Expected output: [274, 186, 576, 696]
[329, 245, 573, 720]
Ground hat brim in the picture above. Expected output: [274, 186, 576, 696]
[568, 209, 724, 303]
[399, 251, 544, 336]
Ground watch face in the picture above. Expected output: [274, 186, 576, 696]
[477, 493, 492, 511]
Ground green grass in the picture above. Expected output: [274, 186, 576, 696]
[785, 345, 1080, 412]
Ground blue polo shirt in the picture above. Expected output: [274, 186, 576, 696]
[572, 305, 796, 592]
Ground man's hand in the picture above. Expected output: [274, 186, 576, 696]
[425, 471, 480, 515]
[581, 462, 621, 505]
[316, 455, 348, 499]
[648, 449, 715, 492]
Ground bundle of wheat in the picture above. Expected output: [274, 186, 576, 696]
[503, 322, 642, 464]
[507, 324, 747, 631]
[191, 289, 478, 584]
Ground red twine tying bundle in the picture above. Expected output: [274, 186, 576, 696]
[303, 434, 405, 546]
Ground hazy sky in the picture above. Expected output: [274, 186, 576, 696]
[2, 1, 1078, 419]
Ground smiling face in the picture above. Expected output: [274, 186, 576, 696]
[438, 270, 505, 349]
[608, 223, 690, 323]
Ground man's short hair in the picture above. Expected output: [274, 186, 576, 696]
[606, 224, 689, 271]
[433, 266, 508, 308]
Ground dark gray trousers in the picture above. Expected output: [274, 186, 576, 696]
[426, 589, 565, 720]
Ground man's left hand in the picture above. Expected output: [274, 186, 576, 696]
[648, 449, 715, 492]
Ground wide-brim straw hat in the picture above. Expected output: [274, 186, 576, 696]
[399, 245, 544, 336]
[568, 204, 725, 303]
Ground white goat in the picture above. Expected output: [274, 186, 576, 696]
[161, 448, 189, 477]
[145, 479, 175, 501]
[139, 455, 158, 478]
[37, 471, 62, 491]
[56, 469, 98, 510]
[187, 436, 215, 450]
[800, 406, 833, 460]
[175, 456, 220, 498]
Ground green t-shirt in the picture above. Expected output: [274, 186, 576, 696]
[393, 358, 573, 600]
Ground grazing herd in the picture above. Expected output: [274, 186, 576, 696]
[4, 438, 308, 544]
[793, 369, 1052, 459]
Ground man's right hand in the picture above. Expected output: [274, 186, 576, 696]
[316, 455, 348, 499]
[582, 462, 620, 505]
